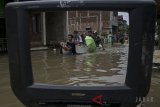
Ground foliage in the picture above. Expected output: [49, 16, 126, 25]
[155, 0, 160, 49]
[0, 0, 4, 17]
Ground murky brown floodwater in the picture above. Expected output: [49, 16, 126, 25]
[0, 56, 23, 107]
[32, 45, 128, 86]
[0, 45, 160, 107]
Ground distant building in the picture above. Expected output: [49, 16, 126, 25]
[68, 11, 118, 36]
[118, 15, 129, 36]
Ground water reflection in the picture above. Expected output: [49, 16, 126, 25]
[32, 45, 128, 86]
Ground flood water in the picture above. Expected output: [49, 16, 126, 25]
[32, 45, 128, 86]
[0, 45, 160, 107]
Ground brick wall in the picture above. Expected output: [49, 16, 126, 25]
[68, 11, 111, 34]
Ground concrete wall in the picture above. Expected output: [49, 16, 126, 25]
[29, 13, 43, 47]
[46, 11, 67, 45]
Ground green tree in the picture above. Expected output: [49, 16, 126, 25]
[0, 0, 4, 17]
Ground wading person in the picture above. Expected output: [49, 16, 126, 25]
[93, 31, 105, 50]
[60, 34, 76, 55]
[85, 31, 96, 53]
[73, 31, 83, 45]
[107, 32, 112, 44]
[73, 31, 88, 54]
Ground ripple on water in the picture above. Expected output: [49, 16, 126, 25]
[32, 45, 129, 86]
[96, 69, 108, 72]
[110, 68, 122, 71]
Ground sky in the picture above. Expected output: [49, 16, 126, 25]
[118, 12, 129, 25]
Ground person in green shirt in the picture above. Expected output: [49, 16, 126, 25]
[85, 31, 96, 53]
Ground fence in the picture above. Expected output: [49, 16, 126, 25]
[0, 38, 8, 54]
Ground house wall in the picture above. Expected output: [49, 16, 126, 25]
[46, 11, 67, 45]
[68, 11, 111, 34]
